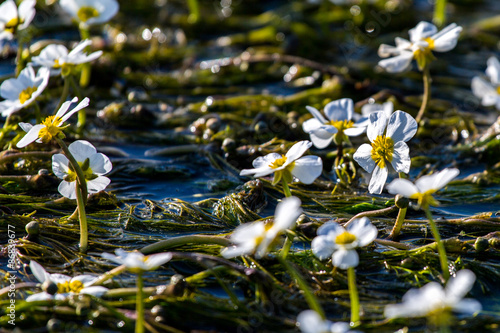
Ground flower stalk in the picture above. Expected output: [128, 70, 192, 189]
[416, 65, 431, 123]
[75, 178, 88, 253]
[347, 266, 360, 325]
[79, 25, 91, 88]
[135, 272, 145, 333]
[424, 208, 450, 281]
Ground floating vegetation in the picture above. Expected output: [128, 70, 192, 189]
[1, 0, 500, 332]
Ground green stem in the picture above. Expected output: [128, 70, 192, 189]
[78, 25, 91, 88]
[67, 75, 85, 132]
[55, 138, 88, 204]
[415, 65, 431, 123]
[75, 179, 88, 253]
[15, 38, 24, 77]
[187, 0, 200, 23]
[347, 266, 360, 326]
[424, 208, 450, 281]
[281, 178, 292, 197]
[278, 257, 325, 320]
[135, 272, 145, 333]
[389, 207, 407, 240]
[433, 0, 447, 27]
[54, 77, 71, 114]
[140, 235, 230, 254]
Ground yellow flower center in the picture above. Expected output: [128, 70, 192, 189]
[269, 155, 287, 169]
[38, 116, 63, 143]
[19, 86, 37, 104]
[409, 190, 439, 209]
[413, 37, 436, 70]
[496, 86, 500, 95]
[329, 119, 354, 133]
[65, 159, 96, 183]
[335, 231, 357, 245]
[371, 135, 394, 169]
[77, 6, 100, 22]
[57, 280, 84, 294]
[5, 17, 21, 33]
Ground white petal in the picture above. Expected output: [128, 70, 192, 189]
[386, 178, 419, 198]
[55, 97, 79, 119]
[221, 242, 256, 258]
[52, 153, 70, 179]
[386, 111, 418, 143]
[101, 252, 124, 265]
[317, 221, 344, 237]
[324, 98, 353, 122]
[378, 52, 414, 73]
[431, 24, 462, 52]
[368, 165, 388, 194]
[240, 165, 274, 178]
[471, 76, 497, 102]
[378, 44, 402, 58]
[445, 269, 476, 304]
[308, 128, 335, 149]
[89, 153, 112, 174]
[305, 105, 327, 124]
[49, 274, 72, 284]
[230, 222, 266, 245]
[18, 122, 33, 133]
[252, 153, 282, 169]
[285, 140, 312, 163]
[16, 124, 44, 148]
[145, 252, 173, 270]
[68, 140, 97, 162]
[30, 261, 50, 284]
[347, 217, 377, 247]
[311, 235, 336, 260]
[273, 196, 302, 231]
[302, 118, 323, 133]
[297, 310, 330, 333]
[409, 21, 438, 43]
[353, 143, 376, 173]
[18, 0, 36, 30]
[453, 299, 482, 315]
[367, 111, 388, 143]
[87, 176, 111, 194]
[58, 180, 77, 199]
[344, 126, 365, 137]
[80, 286, 108, 297]
[332, 249, 359, 269]
[486, 57, 500, 85]
[415, 168, 459, 193]
[390, 141, 411, 173]
[292, 155, 323, 184]
[26, 292, 54, 302]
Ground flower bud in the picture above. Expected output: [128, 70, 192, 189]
[395, 194, 409, 209]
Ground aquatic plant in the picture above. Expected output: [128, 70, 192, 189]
[471, 56, 500, 110]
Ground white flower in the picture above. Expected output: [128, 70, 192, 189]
[17, 97, 89, 148]
[222, 196, 302, 259]
[240, 140, 323, 185]
[303, 98, 366, 149]
[297, 310, 359, 333]
[0, 0, 36, 40]
[384, 269, 481, 323]
[378, 22, 462, 73]
[52, 140, 112, 199]
[387, 168, 459, 209]
[101, 249, 172, 273]
[471, 57, 500, 110]
[311, 217, 377, 269]
[26, 260, 108, 301]
[60, 0, 119, 27]
[31, 40, 103, 77]
[353, 111, 417, 194]
[0, 66, 50, 117]
[355, 101, 393, 128]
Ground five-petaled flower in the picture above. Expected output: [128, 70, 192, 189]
[0, 0, 36, 41]
[297, 310, 360, 333]
[17, 97, 90, 148]
[353, 110, 417, 194]
[60, 0, 119, 27]
[31, 40, 103, 77]
[0, 66, 50, 118]
[384, 269, 481, 326]
[471, 56, 500, 110]
[52, 140, 112, 199]
[387, 168, 459, 210]
[303, 98, 365, 149]
[311, 217, 377, 269]
[239, 140, 323, 185]
[378, 21, 462, 73]
[101, 249, 173, 274]
[26, 261, 108, 301]
[222, 196, 302, 259]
